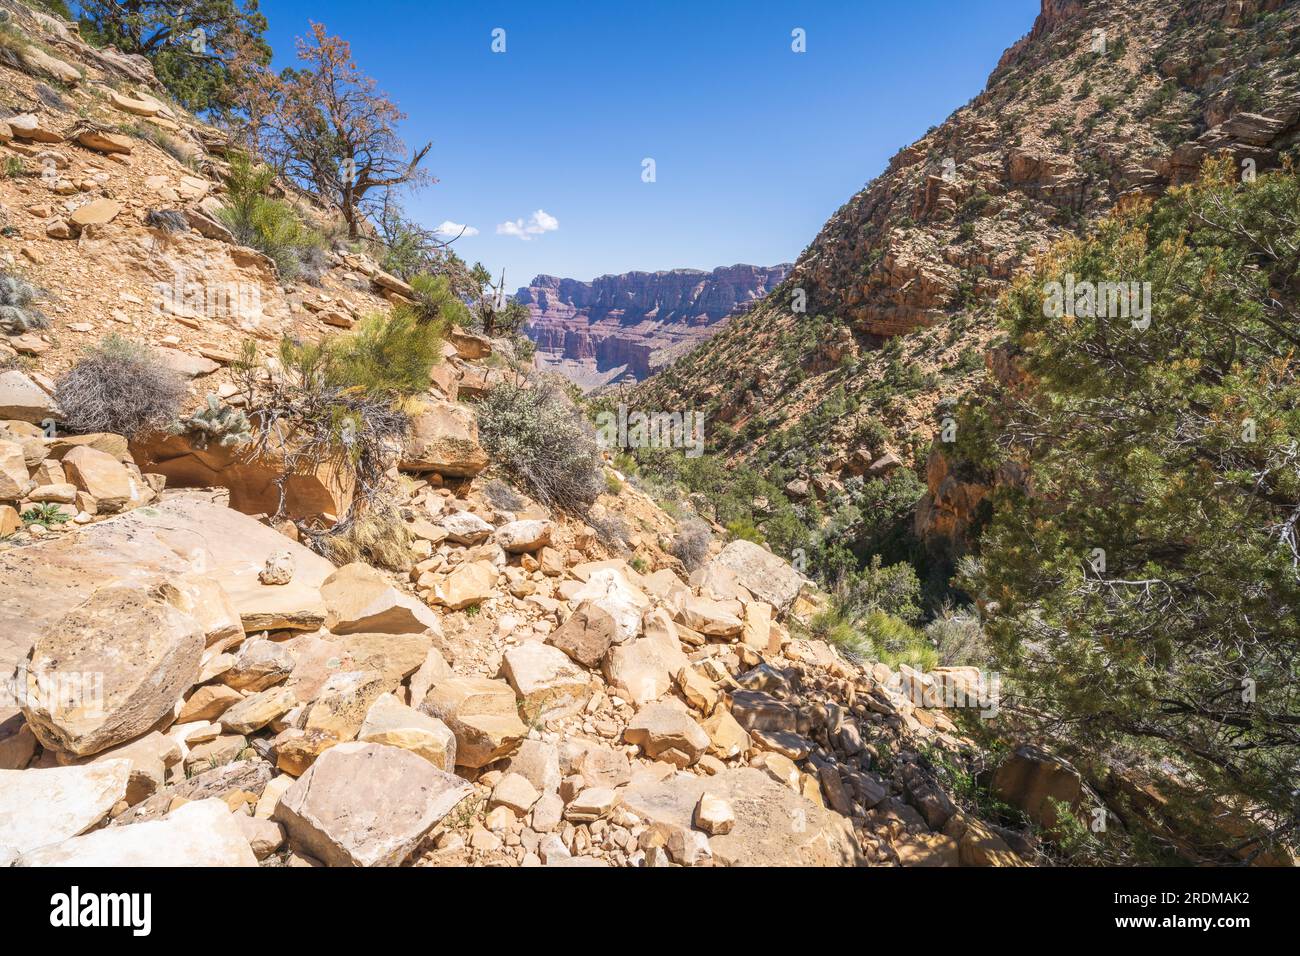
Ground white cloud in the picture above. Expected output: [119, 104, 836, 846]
[434, 220, 478, 238]
[497, 209, 559, 240]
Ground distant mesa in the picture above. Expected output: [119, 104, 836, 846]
[517, 263, 791, 391]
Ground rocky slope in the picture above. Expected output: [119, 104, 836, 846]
[519, 263, 790, 390]
[634, 0, 1300, 543]
[0, 2, 1061, 869]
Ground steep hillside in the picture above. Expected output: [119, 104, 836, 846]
[634, 0, 1300, 534]
[520, 263, 790, 390]
[0, 2, 1063, 871]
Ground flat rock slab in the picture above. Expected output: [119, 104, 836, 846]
[0, 759, 130, 854]
[284, 631, 433, 702]
[19, 582, 205, 756]
[16, 798, 257, 866]
[620, 768, 863, 867]
[274, 742, 472, 867]
[0, 492, 333, 683]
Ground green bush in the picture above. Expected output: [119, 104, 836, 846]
[315, 311, 444, 398]
[218, 154, 328, 283]
[400, 273, 473, 329]
[20, 503, 71, 527]
[925, 605, 988, 667]
[959, 159, 1300, 831]
[808, 604, 869, 658]
[840, 555, 923, 623]
[231, 312, 439, 528]
[860, 610, 937, 670]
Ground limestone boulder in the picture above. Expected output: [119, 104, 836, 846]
[495, 519, 553, 553]
[19, 582, 205, 756]
[990, 744, 1085, 833]
[428, 560, 496, 610]
[490, 772, 540, 816]
[61, 445, 139, 512]
[0, 759, 130, 854]
[178, 684, 242, 723]
[621, 768, 862, 867]
[448, 328, 492, 359]
[0, 369, 61, 424]
[109, 90, 160, 116]
[624, 702, 710, 768]
[129, 429, 355, 523]
[358, 692, 457, 771]
[602, 608, 690, 706]
[0, 440, 28, 498]
[546, 600, 617, 668]
[438, 510, 493, 544]
[7, 113, 61, 143]
[300, 670, 390, 743]
[17, 798, 257, 866]
[284, 630, 432, 702]
[0, 493, 332, 682]
[419, 677, 526, 768]
[235, 815, 286, 859]
[729, 690, 798, 734]
[74, 127, 132, 155]
[678, 593, 744, 637]
[710, 539, 807, 612]
[505, 738, 561, 795]
[69, 198, 123, 229]
[220, 685, 296, 735]
[221, 638, 294, 692]
[19, 47, 81, 85]
[321, 562, 440, 634]
[741, 600, 775, 654]
[273, 742, 472, 867]
[63, 731, 180, 806]
[702, 708, 752, 759]
[400, 400, 489, 477]
[569, 567, 649, 644]
[501, 642, 591, 721]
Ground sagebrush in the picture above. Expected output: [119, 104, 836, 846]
[476, 377, 605, 516]
[55, 336, 186, 438]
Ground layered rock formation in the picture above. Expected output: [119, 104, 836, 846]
[518, 264, 791, 390]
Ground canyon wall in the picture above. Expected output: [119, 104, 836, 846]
[518, 263, 791, 390]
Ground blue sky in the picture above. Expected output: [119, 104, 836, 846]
[261, 0, 1039, 286]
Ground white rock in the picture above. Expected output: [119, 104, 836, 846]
[16, 798, 257, 866]
[0, 759, 130, 854]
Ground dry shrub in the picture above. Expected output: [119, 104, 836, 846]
[670, 518, 712, 571]
[475, 378, 604, 516]
[54, 335, 186, 437]
[311, 492, 413, 571]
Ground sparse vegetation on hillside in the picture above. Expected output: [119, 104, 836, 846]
[232, 311, 442, 530]
[225, 21, 430, 240]
[956, 161, 1300, 855]
[76, 0, 271, 114]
